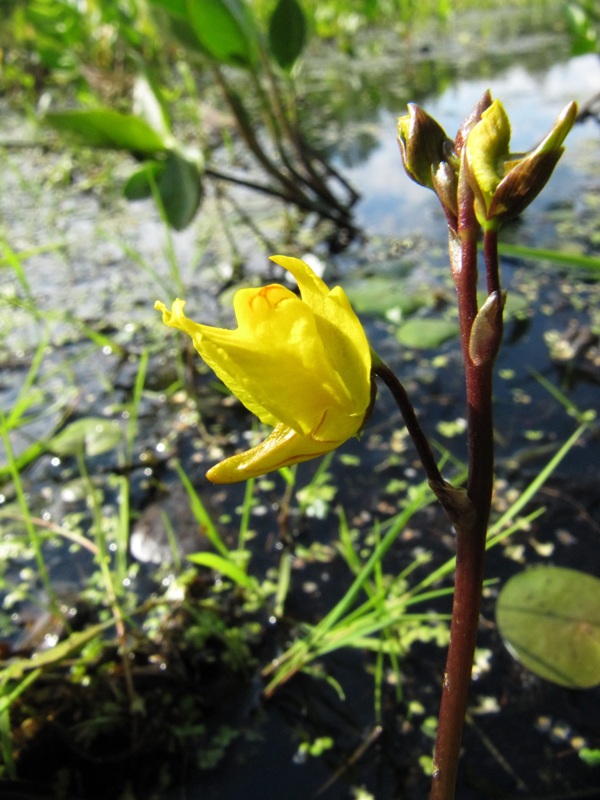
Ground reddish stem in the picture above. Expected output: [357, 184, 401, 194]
[371, 358, 444, 489]
[429, 215, 501, 799]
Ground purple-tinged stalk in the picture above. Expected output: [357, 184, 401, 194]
[398, 93, 576, 800]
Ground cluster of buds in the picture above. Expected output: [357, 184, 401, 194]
[398, 91, 577, 232]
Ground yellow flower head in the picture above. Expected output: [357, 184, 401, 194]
[155, 255, 372, 483]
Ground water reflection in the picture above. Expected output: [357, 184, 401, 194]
[346, 53, 600, 236]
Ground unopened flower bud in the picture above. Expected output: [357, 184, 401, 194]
[398, 104, 455, 191]
[464, 99, 577, 230]
[469, 291, 506, 366]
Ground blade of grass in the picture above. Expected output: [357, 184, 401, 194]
[488, 421, 588, 539]
[114, 475, 131, 584]
[161, 509, 183, 570]
[0, 409, 58, 613]
[263, 480, 434, 692]
[126, 347, 149, 464]
[238, 476, 255, 551]
[0, 620, 117, 682]
[0, 237, 37, 311]
[498, 242, 600, 273]
[187, 551, 259, 592]
[173, 459, 229, 557]
[530, 368, 597, 425]
[407, 422, 587, 603]
[274, 551, 292, 618]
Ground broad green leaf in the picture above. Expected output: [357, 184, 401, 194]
[49, 418, 123, 457]
[497, 566, 600, 689]
[148, 0, 205, 48]
[268, 0, 307, 71]
[396, 317, 460, 349]
[148, 0, 188, 16]
[157, 150, 203, 230]
[185, 0, 259, 67]
[123, 161, 165, 201]
[46, 109, 169, 153]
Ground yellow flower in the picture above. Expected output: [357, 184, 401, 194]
[155, 255, 372, 483]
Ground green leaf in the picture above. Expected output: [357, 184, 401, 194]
[149, 0, 188, 16]
[187, 552, 258, 591]
[185, 0, 259, 67]
[498, 242, 600, 274]
[496, 566, 600, 689]
[49, 418, 123, 457]
[132, 73, 172, 140]
[580, 748, 600, 767]
[0, 619, 116, 684]
[157, 150, 203, 230]
[396, 317, 460, 349]
[148, 0, 204, 49]
[268, 0, 307, 71]
[343, 277, 428, 318]
[46, 109, 169, 153]
[123, 161, 165, 201]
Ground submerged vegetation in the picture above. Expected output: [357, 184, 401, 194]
[1, 1, 600, 799]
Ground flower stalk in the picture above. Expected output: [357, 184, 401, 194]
[398, 92, 576, 800]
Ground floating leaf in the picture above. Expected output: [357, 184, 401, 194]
[49, 418, 123, 457]
[343, 277, 428, 318]
[497, 566, 600, 689]
[268, 0, 307, 71]
[580, 748, 600, 767]
[46, 109, 169, 153]
[396, 317, 460, 349]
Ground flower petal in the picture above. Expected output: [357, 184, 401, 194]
[155, 290, 351, 434]
[466, 99, 511, 200]
[206, 417, 354, 483]
[269, 255, 372, 412]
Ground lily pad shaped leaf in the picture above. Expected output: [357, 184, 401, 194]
[396, 317, 460, 349]
[49, 418, 123, 457]
[496, 566, 600, 689]
[343, 277, 428, 318]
